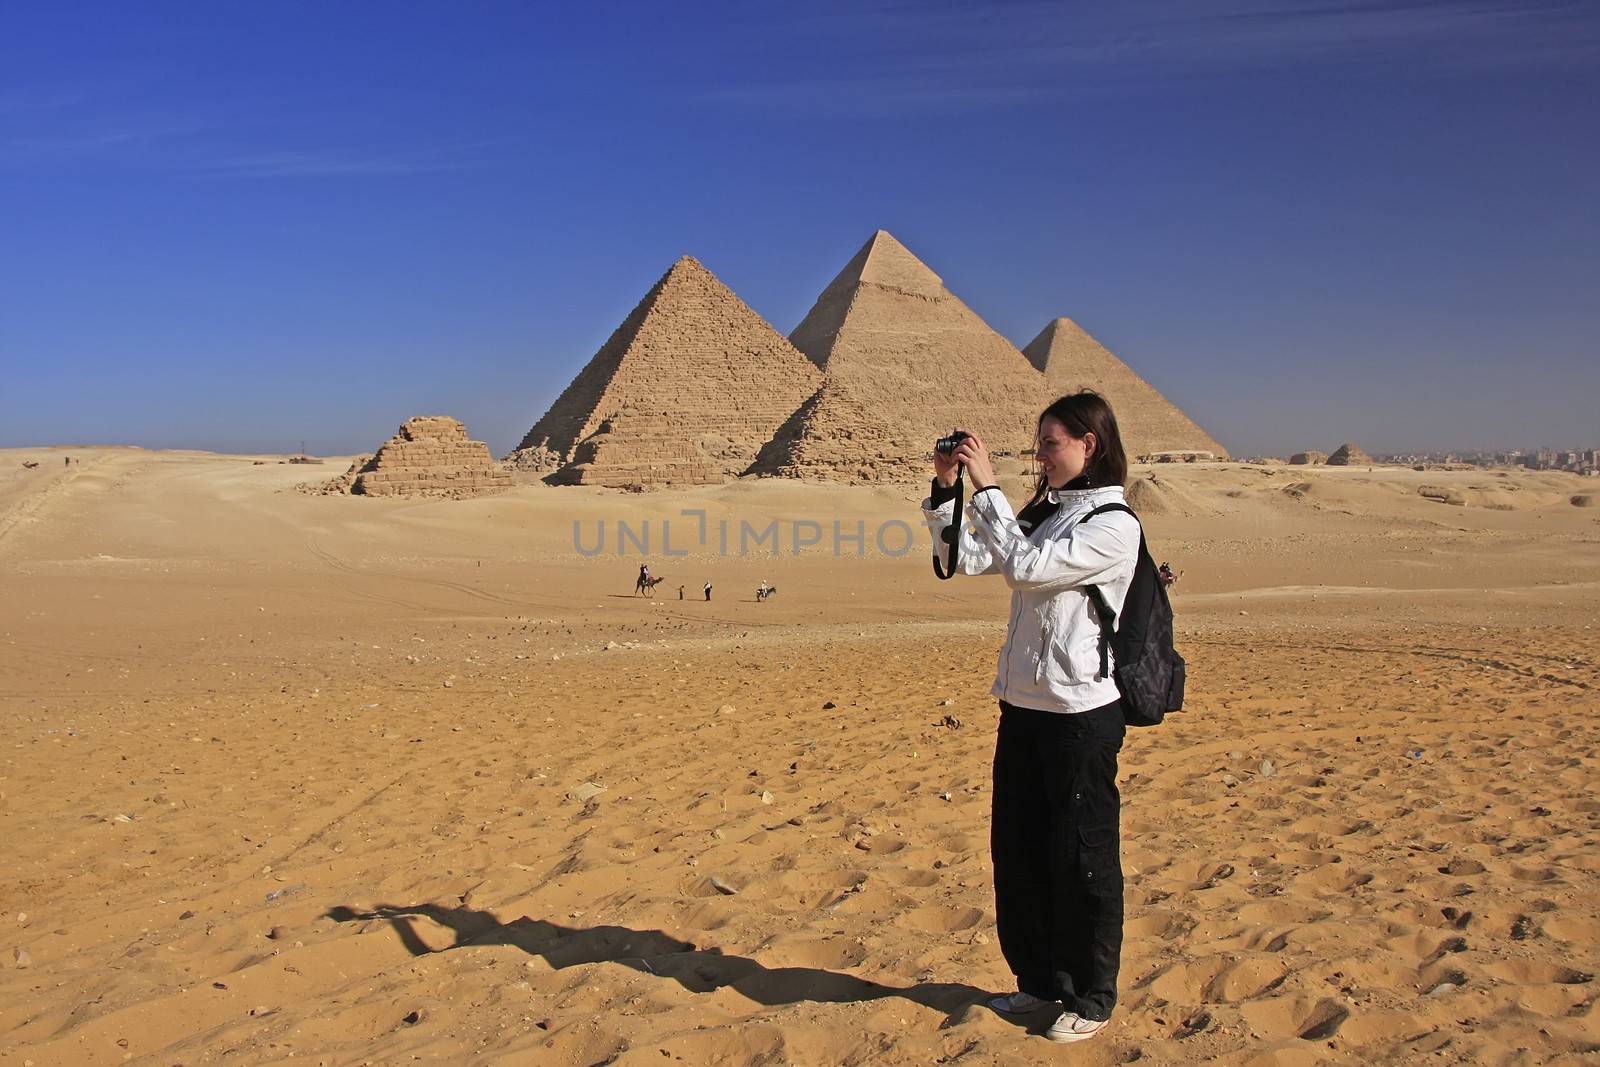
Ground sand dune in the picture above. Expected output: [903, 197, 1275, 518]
[2, 450, 1597, 1064]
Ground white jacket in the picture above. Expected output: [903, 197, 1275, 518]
[922, 483, 1141, 714]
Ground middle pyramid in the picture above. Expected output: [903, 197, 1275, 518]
[506, 256, 823, 486]
[750, 230, 1048, 480]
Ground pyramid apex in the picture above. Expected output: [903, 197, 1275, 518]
[654, 255, 723, 292]
[825, 229, 943, 296]
[1035, 316, 1093, 340]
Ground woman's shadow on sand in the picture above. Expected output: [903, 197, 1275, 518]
[326, 902, 991, 1028]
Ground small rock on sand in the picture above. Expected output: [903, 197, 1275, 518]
[13, 947, 32, 968]
[709, 875, 739, 895]
[569, 781, 606, 803]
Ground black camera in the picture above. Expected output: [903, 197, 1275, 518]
[934, 430, 971, 457]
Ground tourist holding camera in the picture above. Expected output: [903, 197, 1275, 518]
[922, 391, 1140, 1044]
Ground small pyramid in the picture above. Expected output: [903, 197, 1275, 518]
[506, 257, 823, 486]
[1022, 317, 1228, 461]
[1326, 442, 1374, 466]
[333, 416, 510, 498]
[753, 231, 1047, 480]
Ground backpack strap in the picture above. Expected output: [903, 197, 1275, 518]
[1080, 503, 1141, 681]
[931, 471, 964, 581]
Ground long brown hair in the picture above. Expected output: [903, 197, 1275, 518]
[1024, 391, 1129, 510]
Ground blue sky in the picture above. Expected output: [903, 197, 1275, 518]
[2, 1, 1596, 457]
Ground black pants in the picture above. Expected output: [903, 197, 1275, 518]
[991, 699, 1125, 1021]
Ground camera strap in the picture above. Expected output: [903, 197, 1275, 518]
[932, 470, 963, 580]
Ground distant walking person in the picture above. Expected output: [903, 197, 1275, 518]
[678, 585, 685, 600]
[703, 579, 712, 602]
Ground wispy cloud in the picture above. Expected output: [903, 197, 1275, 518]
[0, 85, 502, 178]
[2, 113, 209, 159]
[194, 139, 502, 179]
[697, 0, 1600, 114]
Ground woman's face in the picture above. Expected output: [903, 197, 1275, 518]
[1036, 415, 1095, 489]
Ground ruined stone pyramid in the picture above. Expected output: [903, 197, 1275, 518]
[1327, 442, 1374, 466]
[505, 256, 823, 487]
[1021, 317, 1228, 460]
[338, 416, 510, 498]
[750, 230, 1047, 480]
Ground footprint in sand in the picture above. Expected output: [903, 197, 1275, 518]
[1202, 956, 1289, 1002]
[896, 904, 985, 934]
[1238, 995, 1350, 1041]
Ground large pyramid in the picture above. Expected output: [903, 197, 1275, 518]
[750, 230, 1047, 480]
[1021, 317, 1228, 460]
[505, 257, 823, 486]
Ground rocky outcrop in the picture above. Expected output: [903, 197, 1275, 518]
[1290, 451, 1328, 465]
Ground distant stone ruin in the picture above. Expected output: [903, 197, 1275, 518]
[1290, 451, 1328, 465]
[750, 231, 1048, 480]
[1327, 442, 1374, 466]
[505, 257, 822, 487]
[320, 417, 510, 498]
[1022, 317, 1228, 461]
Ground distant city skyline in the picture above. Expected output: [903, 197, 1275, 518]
[2, 2, 1596, 459]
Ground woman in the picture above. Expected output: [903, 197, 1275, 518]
[921, 391, 1140, 1044]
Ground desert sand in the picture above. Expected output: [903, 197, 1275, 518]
[1, 448, 1597, 1065]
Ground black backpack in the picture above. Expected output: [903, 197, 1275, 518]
[1081, 503, 1186, 727]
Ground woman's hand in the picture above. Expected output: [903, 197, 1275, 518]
[953, 431, 996, 490]
[933, 428, 963, 487]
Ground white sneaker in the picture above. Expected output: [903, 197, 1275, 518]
[1046, 1011, 1109, 1043]
[988, 991, 1055, 1014]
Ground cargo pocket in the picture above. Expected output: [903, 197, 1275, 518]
[1076, 824, 1122, 890]
[1166, 656, 1187, 711]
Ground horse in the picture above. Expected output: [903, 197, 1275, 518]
[635, 574, 666, 597]
[756, 584, 778, 602]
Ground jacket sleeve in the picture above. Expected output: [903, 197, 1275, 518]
[921, 481, 1000, 577]
[965, 488, 1139, 592]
